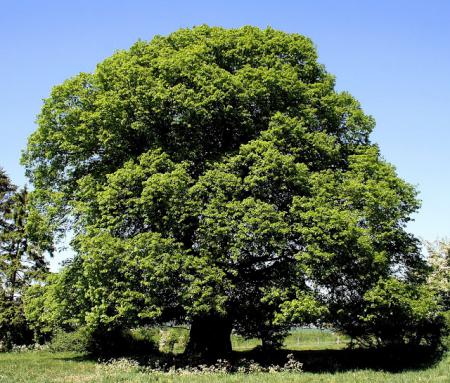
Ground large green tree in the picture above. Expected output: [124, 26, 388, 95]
[22, 26, 439, 356]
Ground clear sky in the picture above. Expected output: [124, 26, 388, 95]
[1, 0, 449, 269]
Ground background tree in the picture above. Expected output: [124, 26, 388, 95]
[22, 26, 443, 357]
[0, 169, 16, 232]
[427, 240, 450, 309]
[0, 170, 51, 348]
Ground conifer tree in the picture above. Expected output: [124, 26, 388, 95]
[0, 170, 49, 348]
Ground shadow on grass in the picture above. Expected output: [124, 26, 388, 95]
[233, 345, 444, 373]
[54, 354, 93, 362]
[56, 344, 445, 373]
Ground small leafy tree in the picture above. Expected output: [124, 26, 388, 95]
[427, 240, 450, 307]
[22, 26, 444, 357]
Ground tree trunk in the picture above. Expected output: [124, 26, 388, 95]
[184, 315, 232, 359]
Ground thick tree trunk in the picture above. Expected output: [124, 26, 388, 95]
[184, 315, 232, 359]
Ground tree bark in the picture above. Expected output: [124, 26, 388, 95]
[184, 315, 232, 359]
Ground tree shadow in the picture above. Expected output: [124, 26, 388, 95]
[54, 354, 92, 362]
[54, 344, 445, 373]
[234, 345, 445, 373]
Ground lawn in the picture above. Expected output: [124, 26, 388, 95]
[0, 329, 448, 383]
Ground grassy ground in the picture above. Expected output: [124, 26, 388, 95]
[135, 326, 346, 354]
[0, 330, 448, 382]
[0, 351, 448, 383]
[231, 328, 346, 351]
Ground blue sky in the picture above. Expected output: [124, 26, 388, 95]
[1, 1, 449, 268]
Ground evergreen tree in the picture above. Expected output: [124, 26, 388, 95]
[0, 170, 49, 348]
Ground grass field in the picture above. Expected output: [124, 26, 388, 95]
[0, 329, 448, 383]
[231, 328, 347, 351]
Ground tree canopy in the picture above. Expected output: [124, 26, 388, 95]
[22, 26, 443, 356]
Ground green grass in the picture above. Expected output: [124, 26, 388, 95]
[0, 351, 448, 383]
[0, 330, 448, 383]
[231, 328, 347, 351]
[131, 327, 346, 353]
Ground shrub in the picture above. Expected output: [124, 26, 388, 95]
[0, 294, 33, 351]
[49, 328, 91, 353]
[86, 326, 158, 357]
[49, 326, 159, 356]
[353, 278, 449, 350]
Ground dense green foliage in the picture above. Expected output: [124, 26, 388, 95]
[0, 169, 51, 348]
[21, 25, 446, 356]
